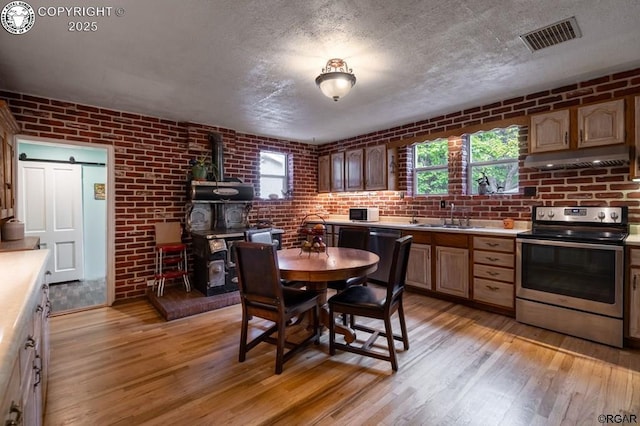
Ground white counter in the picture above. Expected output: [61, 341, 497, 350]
[0, 249, 49, 395]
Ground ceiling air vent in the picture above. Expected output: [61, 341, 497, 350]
[520, 17, 582, 52]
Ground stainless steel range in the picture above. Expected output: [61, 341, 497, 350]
[516, 206, 628, 347]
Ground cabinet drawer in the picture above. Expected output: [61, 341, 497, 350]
[473, 250, 513, 268]
[630, 249, 640, 267]
[473, 236, 513, 253]
[473, 264, 514, 283]
[473, 278, 514, 308]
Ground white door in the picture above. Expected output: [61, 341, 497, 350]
[18, 161, 84, 283]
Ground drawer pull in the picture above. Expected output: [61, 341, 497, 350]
[486, 285, 500, 291]
[486, 256, 499, 262]
[485, 242, 499, 247]
[487, 271, 500, 276]
[24, 336, 35, 349]
[6, 401, 22, 426]
[634, 275, 637, 291]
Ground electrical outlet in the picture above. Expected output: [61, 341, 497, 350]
[440, 200, 446, 208]
[147, 279, 155, 287]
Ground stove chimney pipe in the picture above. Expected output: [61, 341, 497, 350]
[208, 132, 224, 181]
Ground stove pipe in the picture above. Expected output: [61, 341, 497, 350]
[208, 132, 224, 181]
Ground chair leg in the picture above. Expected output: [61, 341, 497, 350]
[384, 316, 398, 372]
[329, 306, 336, 356]
[239, 310, 249, 362]
[275, 317, 286, 374]
[398, 299, 409, 350]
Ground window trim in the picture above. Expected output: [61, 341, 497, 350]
[413, 138, 449, 196]
[466, 127, 520, 195]
[259, 150, 289, 199]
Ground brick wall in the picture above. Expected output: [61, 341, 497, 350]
[317, 67, 640, 222]
[0, 92, 319, 300]
[3, 66, 640, 300]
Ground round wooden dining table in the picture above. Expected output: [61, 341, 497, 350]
[277, 247, 379, 343]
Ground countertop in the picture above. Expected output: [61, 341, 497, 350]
[0, 249, 50, 395]
[306, 215, 527, 237]
[0, 236, 40, 252]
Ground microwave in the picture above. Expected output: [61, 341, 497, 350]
[349, 207, 380, 222]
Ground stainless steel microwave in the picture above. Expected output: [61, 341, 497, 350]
[348, 207, 380, 222]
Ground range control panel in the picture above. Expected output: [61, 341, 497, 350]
[533, 206, 626, 224]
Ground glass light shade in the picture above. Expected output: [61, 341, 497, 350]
[315, 71, 356, 101]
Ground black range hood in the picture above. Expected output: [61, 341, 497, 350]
[523, 145, 630, 170]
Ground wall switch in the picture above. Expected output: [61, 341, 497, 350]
[440, 200, 446, 208]
[147, 279, 155, 287]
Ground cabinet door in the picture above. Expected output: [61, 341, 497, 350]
[317, 155, 330, 193]
[406, 243, 431, 290]
[345, 148, 364, 191]
[435, 246, 469, 298]
[630, 268, 640, 339]
[364, 145, 387, 190]
[330, 152, 345, 192]
[634, 96, 640, 179]
[529, 110, 570, 153]
[577, 99, 625, 148]
[0, 101, 20, 219]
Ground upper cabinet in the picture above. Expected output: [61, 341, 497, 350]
[0, 101, 20, 219]
[529, 99, 626, 154]
[632, 96, 640, 180]
[330, 152, 345, 192]
[319, 144, 394, 193]
[529, 110, 570, 153]
[577, 99, 625, 148]
[317, 154, 330, 193]
[345, 148, 364, 191]
[364, 145, 387, 190]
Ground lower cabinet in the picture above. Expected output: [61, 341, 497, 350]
[406, 243, 431, 290]
[630, 269, 640, 339]
[627, 248, 640, 340]
[471, 236, 515, 311]
[1, 254, 50, 426]
[435, 246, 469, 298]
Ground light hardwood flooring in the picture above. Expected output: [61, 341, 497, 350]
[45, 292, 640, 425]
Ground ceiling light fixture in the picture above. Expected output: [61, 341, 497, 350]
[315, 58, 356, 102]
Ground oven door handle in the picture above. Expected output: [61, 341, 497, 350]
[516, 237, 623, 252]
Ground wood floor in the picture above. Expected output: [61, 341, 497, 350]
[44, 292, 640, 426]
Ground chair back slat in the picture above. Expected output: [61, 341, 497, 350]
[235, 241, 283, 307]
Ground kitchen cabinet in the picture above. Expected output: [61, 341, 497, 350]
[330, 152, 345, 192]
[529, 99, 626, 154]
[627, 248, 640, 340]
[435, 246, 469, 298]
[317, 155, 330, 193]
[364, 144, 387, 190]
[0, 100, 20, 219]
[345, 148, 364, 191]
[632, 96, 640, 180]
[577, 99, 625, 148]
[472, 236, 515, 310]
[1, 251, 50, 426]
[529, 110, 570, 153]
[406, 243, 431, 290]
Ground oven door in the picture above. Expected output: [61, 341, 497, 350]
[516, 238, 623, 318]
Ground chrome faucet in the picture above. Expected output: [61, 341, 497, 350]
[410, 212, 418, 224]
[444, 203, 455, 225]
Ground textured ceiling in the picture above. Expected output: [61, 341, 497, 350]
[1, 0, 639, 144]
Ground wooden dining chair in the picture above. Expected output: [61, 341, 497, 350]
[327, 226, 370, 291]
[234, 241, 320, 374]
[328, 235, 412, 372]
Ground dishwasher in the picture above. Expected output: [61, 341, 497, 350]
[367, 228, 402, 284]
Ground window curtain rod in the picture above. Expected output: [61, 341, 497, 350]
[18, 153, 105, 166]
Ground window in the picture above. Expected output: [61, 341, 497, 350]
[259, 151, 288, 199]
[467, 127, 519, 195]
[414, 138, 448, 195]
